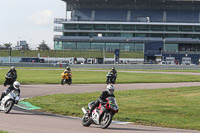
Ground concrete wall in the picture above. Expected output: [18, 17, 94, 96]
[0, 62, 200, 70]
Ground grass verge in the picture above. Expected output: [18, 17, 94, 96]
[24, 86, 200, 130]
[1, 68, 200, 84]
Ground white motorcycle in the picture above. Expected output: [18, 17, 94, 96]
[0, 90, 20, 113]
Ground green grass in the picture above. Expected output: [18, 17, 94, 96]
[0, 131, 9, 133]
[24, 86, 200, 130]
[1, 68, 200, 84]
[0, 50, 143, 58]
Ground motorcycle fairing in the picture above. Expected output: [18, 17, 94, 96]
[91, 104, 107, 124]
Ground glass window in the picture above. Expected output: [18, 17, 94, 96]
[179, 26, 193, 31]
[121, 33, 133, 37]
[63, 42, 76, 50]
[78, 33, 90, 36]
[194, 26, 200, 32]
[136, 25, 149, 31]
[164, 44, 178, 51]
[64, 24, 77, 30]
[167, 34, 179, 38]
[106, 33, 121, 37]
[122, 25, 135, 31]
[135, 33, 148, 37]
[79, 24, 92, 30]
[93, 24, 106, 30]
[91, 43, 105, 50]
[120, 43, 135, 51]
[106, 43, 119, 51]
[107, 25, 121, 30]
[77, 42, 90, 50]
[150, 25, 164, 31]
[64, 33, 78, 36]
[165, 25, 178, 31]
[150, 34, 163, 37]
[135, 43, 144, 51]
[54, 41, 62, 50]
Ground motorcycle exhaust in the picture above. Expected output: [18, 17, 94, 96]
[82, 107, 87, 114]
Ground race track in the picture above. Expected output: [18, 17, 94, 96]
[0, 83, 200, 133]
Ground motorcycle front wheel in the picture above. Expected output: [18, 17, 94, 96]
[82, 115, 92, 127]
[106, 78, 109, 84]
[4, 100, 14, 113]
[68, 78, 72, 85]
[61, 79, 65, 85]
[100, 112, 113, 129]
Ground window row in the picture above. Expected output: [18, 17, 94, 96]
[63, 24, 200, 32]
[54, 41, 144, 51]
[63, 32, 200, 38]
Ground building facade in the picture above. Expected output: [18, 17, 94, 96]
[54, 0, 200, 64]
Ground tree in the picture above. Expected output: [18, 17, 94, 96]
[4, 43, 12, 48]
[37, 40, 50, 50]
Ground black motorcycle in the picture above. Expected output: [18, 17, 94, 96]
[106, 72, 116, 84]
[4, 72, 15, 87]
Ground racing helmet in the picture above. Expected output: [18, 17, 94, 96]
[112, 67, 115, 70]
[106, 84, 115, 95]
[13, 81, 20, 90]
[11, 66, 15, 71]
[66, 66, 70, 71]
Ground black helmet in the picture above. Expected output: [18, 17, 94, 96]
[112, 67, 115, 70]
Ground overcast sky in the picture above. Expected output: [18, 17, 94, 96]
[0, 0, 66, 49]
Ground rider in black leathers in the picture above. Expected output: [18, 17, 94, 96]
[4, 66, 17, 86]
[110, 67, 117, 81]
[8, 66, 17, 80]
[88, 84, 115, 116]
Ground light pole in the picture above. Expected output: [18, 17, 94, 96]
[9, 47, 11, 63]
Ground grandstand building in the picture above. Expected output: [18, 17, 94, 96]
[54, 0, 200, 64]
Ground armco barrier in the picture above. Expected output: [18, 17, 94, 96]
[0, 62, 200, 70]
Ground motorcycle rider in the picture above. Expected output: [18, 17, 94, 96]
[64, 66, 71, 73]
[88, 84, 115, 116]
[110, 67, 117, 76]
[0, 81, 21, 102]
[110, 67, 117, 82]
[63, 66, 72, 83]
[9, 66, 17, 80]
[4, 66, 18, 87]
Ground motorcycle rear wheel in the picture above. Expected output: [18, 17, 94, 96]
[4, 100, 14, 114]
[82, 115, 92, 127]
[100, 112, 113, 129]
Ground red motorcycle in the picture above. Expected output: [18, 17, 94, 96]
[81, 97, 119, 129]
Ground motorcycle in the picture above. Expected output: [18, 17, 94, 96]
[61, 72, 72, 85]
[0, 90, 20, 113]
[106, 72, 116, 84]
[4, 72, 15, 87]
[81, 97, 119, 129]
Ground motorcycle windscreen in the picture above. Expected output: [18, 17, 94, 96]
[107, 97, 119, 110]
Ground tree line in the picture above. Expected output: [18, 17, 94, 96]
[0, 40, 50, 50]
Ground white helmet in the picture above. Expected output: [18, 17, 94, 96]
[13, 81, 20, 89]
[106, 84, 114, 95]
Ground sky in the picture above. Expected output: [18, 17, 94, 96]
[0, 0, 66, 49]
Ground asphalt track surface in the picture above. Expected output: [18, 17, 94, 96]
[1, 83, 200, 133]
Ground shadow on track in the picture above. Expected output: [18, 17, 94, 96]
[9, 106, 81, 120]
[90, 125, 160, 132]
